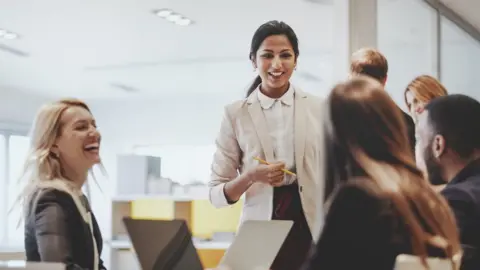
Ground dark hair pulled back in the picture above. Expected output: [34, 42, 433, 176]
[246, 20, 299, 97]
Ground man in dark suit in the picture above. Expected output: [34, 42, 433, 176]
[350, 48, 416, 154]
[416, 94, 480, 270]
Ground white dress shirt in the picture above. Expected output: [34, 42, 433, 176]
[257, 84, 297, 185]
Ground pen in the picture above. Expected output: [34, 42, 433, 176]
[253, 157, 296, 176]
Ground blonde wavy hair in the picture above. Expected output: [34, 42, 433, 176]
[13, 98, 101, 221]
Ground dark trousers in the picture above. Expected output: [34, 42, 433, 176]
[270, 182, 313, 270]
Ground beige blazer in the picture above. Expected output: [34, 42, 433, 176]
[209, 86, 326, 240]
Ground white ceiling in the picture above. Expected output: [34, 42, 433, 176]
[0, 0, 334, 99]
[1, 0, 477, 101]
[439, 0, 480, 32]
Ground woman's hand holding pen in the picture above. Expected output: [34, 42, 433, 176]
[250, 161, 286, 187]
[222, 159, 286, 203]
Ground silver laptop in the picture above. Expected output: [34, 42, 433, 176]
[123, 218, 204, 270]
[218, 220, 293, 270]
[0, 261, 65, 270]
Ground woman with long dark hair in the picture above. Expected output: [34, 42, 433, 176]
[208, 20, 325, 270]
[303, 76, 461, 269]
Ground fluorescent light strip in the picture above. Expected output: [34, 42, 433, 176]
[0, 29, 19, 40]
[153, 9, 193, 26]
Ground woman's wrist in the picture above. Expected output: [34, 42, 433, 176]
[223, 169, 256, 203]
[243, 169, 257, 185]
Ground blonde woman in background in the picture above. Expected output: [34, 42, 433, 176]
[404, 75, 448, 191]
[18, 99, 106, 270]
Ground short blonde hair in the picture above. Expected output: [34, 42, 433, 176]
[350, 48, 388, 82]
[404, 75, 448, 110]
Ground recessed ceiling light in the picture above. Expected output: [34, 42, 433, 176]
[176, 18, 192, 26]
[152, 9, 194, 26]
[166, 14, 182, 23]
[0, 28, 20, 40]
[155, 9, 172, 18]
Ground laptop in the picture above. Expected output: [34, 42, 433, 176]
[218, 220, 293, 270]
[124, 218, 293, 270]
[0, 261, 65, 270]
[123, 218, 204, 270]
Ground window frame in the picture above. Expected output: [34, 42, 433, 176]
[0, 127, 29, 247]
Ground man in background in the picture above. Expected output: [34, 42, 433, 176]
[350, 48, 416, 154]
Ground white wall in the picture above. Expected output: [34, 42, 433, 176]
[0, 87, 51, 130]
[381, 44, 437, 111]
[85, 92, 240, 205]
[379, 0, 480, 109]
[88, 93, 237, 148]
[378, 0, 439, 112]
[87, 82, 332, 149]
[0, 87, 51, 248]
[441, 16, 480, 97]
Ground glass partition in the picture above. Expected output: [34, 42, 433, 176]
[440, 16, 480, 97]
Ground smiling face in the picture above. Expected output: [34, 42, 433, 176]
[53, 106, 101, 173]
[406, 90, 426, 122]
[252, 34, 296, 95]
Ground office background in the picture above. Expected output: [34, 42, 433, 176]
[0, 0, 479, 268]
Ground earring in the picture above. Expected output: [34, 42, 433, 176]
[50, 151, 60, 158]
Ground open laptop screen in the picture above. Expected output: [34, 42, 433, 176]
[123, 218, 203, 270]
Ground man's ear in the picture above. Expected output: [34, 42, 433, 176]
[381, 75, 388, 86]
[432, 135, 446, 159]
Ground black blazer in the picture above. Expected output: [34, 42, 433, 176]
[401, 110, 416, 155]
[25, 189, 106, 270]
[302, 179, 444, 270]
[441, 159, 480, 270]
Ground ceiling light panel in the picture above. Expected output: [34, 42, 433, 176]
[0, 29, 20, 40]
[153, 9, 194, 26]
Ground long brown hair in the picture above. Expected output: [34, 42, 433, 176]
[404, 75, 448, 111]
[327, 76, 461, 267]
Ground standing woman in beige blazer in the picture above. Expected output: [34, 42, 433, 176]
[209, 20, 325, 270]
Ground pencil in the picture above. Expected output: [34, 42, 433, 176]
[253, 157, 296, 176]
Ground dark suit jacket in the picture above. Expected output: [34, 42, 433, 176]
[441, 159, 480, 270]
[302, 179, 444, 270]
[25, 189, 106, 270]
[401, 110, 416, 155]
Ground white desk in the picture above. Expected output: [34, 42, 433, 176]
[108, 239, 231, 250]
[0, 261, 64, 269]
[0, 247, 24, 261]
